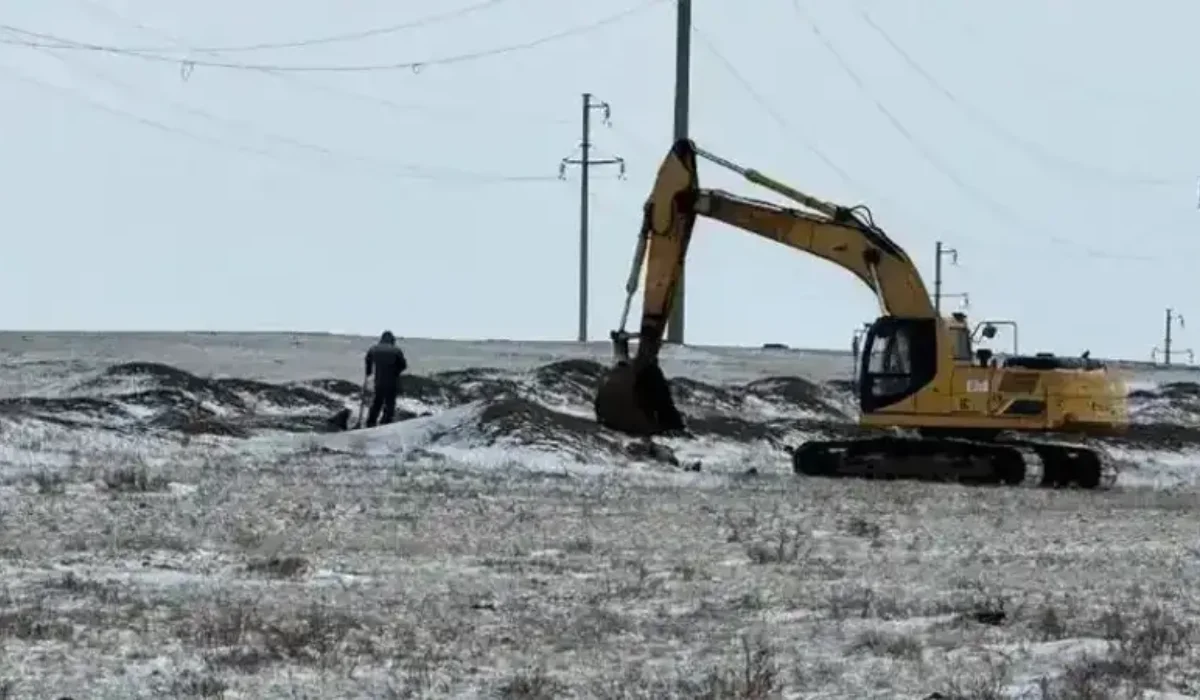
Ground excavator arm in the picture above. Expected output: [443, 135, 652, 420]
[594, 138, 937, 436]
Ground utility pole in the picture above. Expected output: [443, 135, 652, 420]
[851, 321, 871, 389]
[1152, 307, 1192, 366]
[559, 93, 625, 343]
[665, 0, 692, 345]
[934, 241, 968, 314]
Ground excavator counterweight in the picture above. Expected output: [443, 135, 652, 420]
[593, 139, 1128, 490]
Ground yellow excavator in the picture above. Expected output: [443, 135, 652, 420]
[593, 139, 1129, 489]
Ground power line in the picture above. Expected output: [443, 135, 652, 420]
[75, 0, 512, 54]
[47, 45, 557, 182]
[788, 0, 1154, 262]
[689, 24, 967, 247]
[0, 58, 559, 184]
[935, 6, 1186, 114]
[0, 0, 666, 74]
[856, 10, 1182, 188]
[688, 27, 867, 198]
[62, 0, 573, 128]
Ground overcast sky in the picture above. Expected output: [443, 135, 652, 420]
[1, 0, 1197, 360]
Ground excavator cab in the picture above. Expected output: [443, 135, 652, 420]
[857, 316, 939, 413]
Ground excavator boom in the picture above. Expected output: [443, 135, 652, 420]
[596, 138, 935, 436]
[616, 140, 933, 369]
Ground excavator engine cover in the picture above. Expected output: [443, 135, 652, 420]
[594, 361, 685, 436]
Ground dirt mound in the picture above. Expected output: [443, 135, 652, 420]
[422, 368, 520, 404]
[9, 356, 1200, 462]
[743, 376, 853, 419]
[1161, 382, 1200, 399]
[473, 397, 625, 461]
[306, 378, 363, 398]
[1109, 423, 1200, 451]
[2, 362, 354, 437]
[529, 359, 608, 406]
[1127, 381, 1200, 425]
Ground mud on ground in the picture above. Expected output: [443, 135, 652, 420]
[4, 359, 1200, 468]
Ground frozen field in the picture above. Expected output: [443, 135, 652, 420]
[1, 332, 1199, 698]
[6, 331, 1197, 392]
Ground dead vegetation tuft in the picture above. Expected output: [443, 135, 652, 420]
[940, 600, 1196, 698]
[677, 634, 780, 700]
[1032, 602, 1071, 641]
[721, 508, 760, 543]
[937, 654, 1013, 700]
[245, 555, 310, 579]
[496, 667, 566, 699]
[744, 525, 811, 565]
[847, 629, 924, 661]
[46, 571, 133, 606]
[0, 600, 74, 643]
[844, 515, 883, 540]
[29, 470, 65, 495]
[1093, 602, 1193, 686]
[589, 633, 781, 699]
[826, 585, 950, 622]
[103, 464, 170, 493]
[180, 598, 380, 671]
[171, 669, 229, 698]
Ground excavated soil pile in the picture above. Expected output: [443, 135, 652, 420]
[3, 358, 1200, 461]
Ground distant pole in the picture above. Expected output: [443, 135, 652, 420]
[934, 240, 958, 315]
[665, 0, 692, 346]
[1153, 307, 1190, 366]
[559, 93, 625, 343]
[851, 322, 869, 388]
[1165, 308, 1173, 366]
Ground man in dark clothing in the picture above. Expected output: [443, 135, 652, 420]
[364, 330, 407, 427]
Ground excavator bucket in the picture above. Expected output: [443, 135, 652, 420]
[593, 139, 700, 437]
[594, 358, 684, 436]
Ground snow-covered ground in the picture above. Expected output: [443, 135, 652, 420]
[1, 332, 1200, 698]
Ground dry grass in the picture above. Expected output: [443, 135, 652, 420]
[1, 449, 1199, 698]
[245, 555, 310, 578]
[847, 629, 924, 661]
[102, 464, 169, 492]
[938, 599, 1198, 698]
[29, 470, 65, 495]
[179, 597, 383, 672]
[589, 634, 781, 699]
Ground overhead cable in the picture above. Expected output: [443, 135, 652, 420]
[857, 10, 1180, 188]
[789, 0, 1154, 262]
[688, 27, 869, 197]
[0, 61, 559, 184]
[72, 0, 513, 54]
[64, 0, 573, 127]
[689, 24, 966, 246]
[0, 0, 665, 74]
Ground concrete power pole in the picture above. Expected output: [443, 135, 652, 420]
[1153, 308, 1193, 366]
[933, 241, 968, 314]
[559, 93, 625, 343]
[665, 0, 691, 345]
[850, 321, 871, 389]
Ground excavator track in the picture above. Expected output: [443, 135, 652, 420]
[791, 434, 1117, 490]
